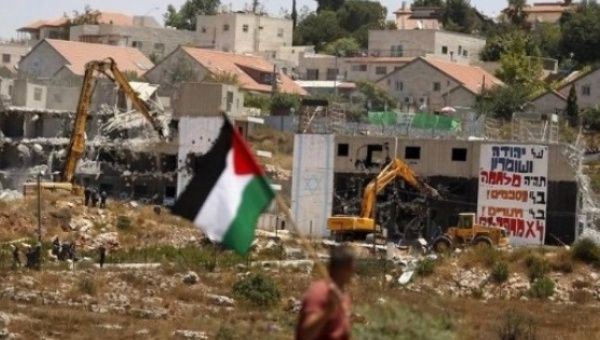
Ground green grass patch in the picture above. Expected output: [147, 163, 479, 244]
[353, 303, 455, 340]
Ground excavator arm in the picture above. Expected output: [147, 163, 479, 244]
[62, 58, 166, 183]
[360, 158, 439, 220]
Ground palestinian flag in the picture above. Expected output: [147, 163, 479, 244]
[172, 119, 275, 255]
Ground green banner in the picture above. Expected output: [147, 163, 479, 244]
[368, 111, 398, 126]
[410, 113, 461, 132]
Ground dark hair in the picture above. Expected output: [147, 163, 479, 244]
[328, 245, 355, 272]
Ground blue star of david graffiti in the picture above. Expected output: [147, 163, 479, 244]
[304, 175, 321, 194]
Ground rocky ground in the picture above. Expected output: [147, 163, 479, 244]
[1, 194, 600, 339]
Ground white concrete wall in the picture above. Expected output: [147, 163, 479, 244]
[176, 116, 224, 196]
[0, 44, 29, 71]
[196, 13, 293, 54]
[291, 134, 335, 237]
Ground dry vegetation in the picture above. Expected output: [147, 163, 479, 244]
[1, 194, 600, 338]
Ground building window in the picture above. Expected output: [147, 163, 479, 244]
[441, 46, 448, 54]
[201, 27, 207, 33]
[351, 64, 367, 72]
[337, 143, 349, 157]
[132, 41, 143, 48]
[463, 49, 468, 57]
[582, 85, 591, 96]
[452, 148, 467, 162]
[395, 80, 403, 91]
[154, 43, 165, 52]
[326, 68, 338, 81]
[375, 66, 387, 75]
[33, 87, 43, 102]
[391, 45, 403, 57]
[242, 24, 249, 32]
[277, 28, 284, 37]
[433, 82, 441, 92]
[1, 54, 10, 64]
[458, 45, 462, 55]
[306, 69, 319, 80]
[223, 24, 230, 31]
[405, 146, 421, 160]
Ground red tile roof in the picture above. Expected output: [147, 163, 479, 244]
[423, 57, 503, 94]
[18, 11, 134, 32]
[44, 39, 153, 76]
[180, 47, 307, 95]
[379, 57, 503, 94]
[18, 17, 69, 31]
[344, 57, 414, 64]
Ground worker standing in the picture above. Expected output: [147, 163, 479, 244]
[296, 245, 356, 340]
[98, 245, 107, 268]
[84, 187, 91, 207]
[99, 191, 107, 209]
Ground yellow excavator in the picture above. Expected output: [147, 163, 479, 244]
[23, 58, 167, 196]
[327, 158, 439, 240]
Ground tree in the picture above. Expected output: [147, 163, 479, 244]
[531, 23, 561, 59]
[322, 37, 361, 56]
[475, 85, 530, 120]
[336, 1, 386, 33]
[295, 10, 346, 49]
[493, 31, 544, 93]
[164, 0, 221, 30]
[443, 0, 479, 33]
[316, 0, 345, 12]
[412, 0, 445, 7]
[565, 84, 579, 126]
[291, 0, 298, 29]
[503, 0, 529, 28]
[356, 82, 396, 111]
[480, 30, 540, 62]
[559, 2, 600, 65]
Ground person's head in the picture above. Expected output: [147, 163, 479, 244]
[328, 245, 356, 288]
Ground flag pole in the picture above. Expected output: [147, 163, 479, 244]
[220, 113, 331, 280]
[273, 194, 331, 280]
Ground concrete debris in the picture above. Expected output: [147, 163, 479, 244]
[0, 328, 15, 340]
[207, 294, 235, 307]
[172, 330, 208, 340]
[98, 324, 123, 330]
[252, 260, 314, 271]
[398, 271, 415, 285]
[0, 312, 9, 328]
[0, 190, 23, 201]
[182, 271, 199, 285]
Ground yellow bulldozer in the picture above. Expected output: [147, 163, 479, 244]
[432, 213, 510, 252]
[22, 58, 168, 196]
[327, 158, 439, 240]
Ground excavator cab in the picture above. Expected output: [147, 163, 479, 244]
[457, 213, 475, 229]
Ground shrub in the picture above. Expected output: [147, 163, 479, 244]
[524, 254, 548, 282]
[116, 215, 132, 230]
[529, 277, 555, 299]
[549, 250, 574, 273]
[496, 309, 538, 340]
[232, 272, 280, 307]
[78, 276, 97, 296]
[415, 258, 436, 277]
[491, 261, 509, 283]
[572, 238, 600, 266]
[463, 245, 500, 268]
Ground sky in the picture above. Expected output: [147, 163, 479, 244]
[0, 0, 510, 40]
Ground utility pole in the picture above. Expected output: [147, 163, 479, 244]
[37, 172, 42, 242]
[292, 0, 298, 30]
[252, 0, 259, 14]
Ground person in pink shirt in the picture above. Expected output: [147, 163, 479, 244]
[296, 245, 356, 340]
